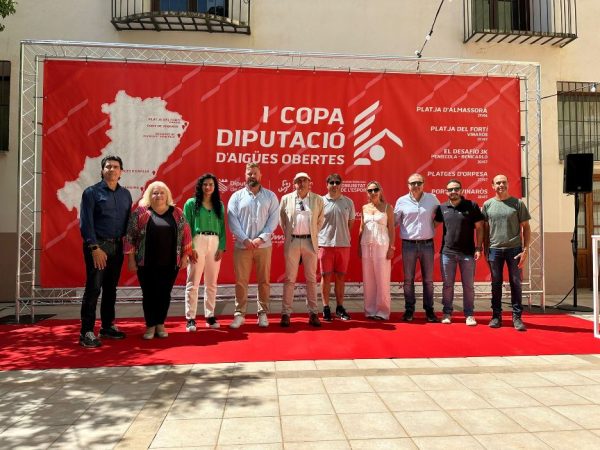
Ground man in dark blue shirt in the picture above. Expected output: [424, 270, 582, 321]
[79, 155, 132, 348]
[434, 179, 484, 327]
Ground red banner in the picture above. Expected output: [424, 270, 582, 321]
[41, 60, 521, 287]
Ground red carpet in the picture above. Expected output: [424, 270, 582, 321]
[1, 313, 599, 371]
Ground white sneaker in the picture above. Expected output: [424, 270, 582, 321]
[466, 316, 477, 326]
[229, 315, 245, 329]
[441, 314, 452, 324]
[257, 313, 269, 328]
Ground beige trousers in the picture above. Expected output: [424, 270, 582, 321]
[282, 237, 319, 315]
[233, 246, 272, 316]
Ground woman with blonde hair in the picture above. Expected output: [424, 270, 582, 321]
[358, 181, 395, 320]
[124, 181, 192, 339]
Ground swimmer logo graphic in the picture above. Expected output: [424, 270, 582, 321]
[352, 101, 403, 166]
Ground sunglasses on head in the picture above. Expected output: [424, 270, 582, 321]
[328, 180, 341, 185]
[447, 187, 461, 192]
[367, 188, 380, 193]
[409, 181, 424, 187]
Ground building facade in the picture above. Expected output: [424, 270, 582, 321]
[0, 0, 596, 302]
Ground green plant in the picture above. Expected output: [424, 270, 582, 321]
[0, 0, 17, 32]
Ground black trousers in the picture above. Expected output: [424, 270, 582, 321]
[80, 241, 124, 335]
[137, 265, 179, 327]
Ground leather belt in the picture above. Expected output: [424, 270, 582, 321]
[402, 239, 433, 244]
[292, 234, 311, 239]
[200, 231, 218, 236]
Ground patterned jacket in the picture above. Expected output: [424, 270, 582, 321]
[123, 205, 192, 267]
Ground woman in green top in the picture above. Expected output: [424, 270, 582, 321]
[183, 173, 226, 331]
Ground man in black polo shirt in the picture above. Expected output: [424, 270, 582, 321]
[434, 179, 484, 326]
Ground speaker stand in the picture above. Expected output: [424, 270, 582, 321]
[557, 193, 593, 312]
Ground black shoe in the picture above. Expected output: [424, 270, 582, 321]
[206, 317, 221, 329]
[489, 316, 502, 328]
[336, 305, 351, 321]
[426, 310, 439, 323]
[513, 316, 527, 332]
[402, 311, 414, 322]
[79, 331, 102, 348]
[308, 313, 322, 327]
[99, 325, 126, 339]
[323, 306, 332, 321]
[280, 314, 291, 328]
[186, 319, 197, 332]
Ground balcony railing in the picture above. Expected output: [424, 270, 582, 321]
[111, 0, 250, 34]
[464, 0, 577, 47]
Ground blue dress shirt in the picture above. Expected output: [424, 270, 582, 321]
[227, 186, 279, 249]
[79, 180, 133, 245]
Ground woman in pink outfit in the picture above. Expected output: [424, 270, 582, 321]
[358, 181, 396, 320]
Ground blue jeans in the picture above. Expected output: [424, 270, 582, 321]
[441, 252, 475, 317]
[488, 247, 523, 316]
[402, 240, 435, 312]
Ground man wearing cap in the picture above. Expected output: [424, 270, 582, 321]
[279, 172, 325, 327]
[394, 173, 440, 323]
[318, 173, 355, 321]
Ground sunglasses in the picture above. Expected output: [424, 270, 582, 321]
[446, 187, 461, 192]
[297, 200, 306, 211]
[328, 180, 342, 185]
[409, 181, 424, 187]
[367, 188, 380, 193]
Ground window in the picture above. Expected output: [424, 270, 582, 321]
[153, 0, 227, 15]
[0, 61, 10, 152]
[472, 0, 530, 33]
[557, 82, 600, 161]
[465, 0, 577, 46]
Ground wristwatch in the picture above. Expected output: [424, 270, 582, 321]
[89, 244, 99, 251]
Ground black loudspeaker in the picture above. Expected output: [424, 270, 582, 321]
[563, 153, 593, 194]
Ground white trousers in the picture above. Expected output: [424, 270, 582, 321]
[361, 243, 391, 319]
[185, 234, 221, 320]
[282, 237, 319, 315]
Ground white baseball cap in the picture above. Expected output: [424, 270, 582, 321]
[293, 172, 311, 182]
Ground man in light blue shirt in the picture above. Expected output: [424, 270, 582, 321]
[227, 163, 279, 328]
[394, 173, 440, 323]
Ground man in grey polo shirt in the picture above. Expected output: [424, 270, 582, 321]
[394, 173, 440, 323]
[318, 173, 356, 321]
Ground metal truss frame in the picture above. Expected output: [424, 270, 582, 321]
[16, 40, 544, 320]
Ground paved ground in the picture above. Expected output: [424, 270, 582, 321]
[0, 290, 599, 449]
